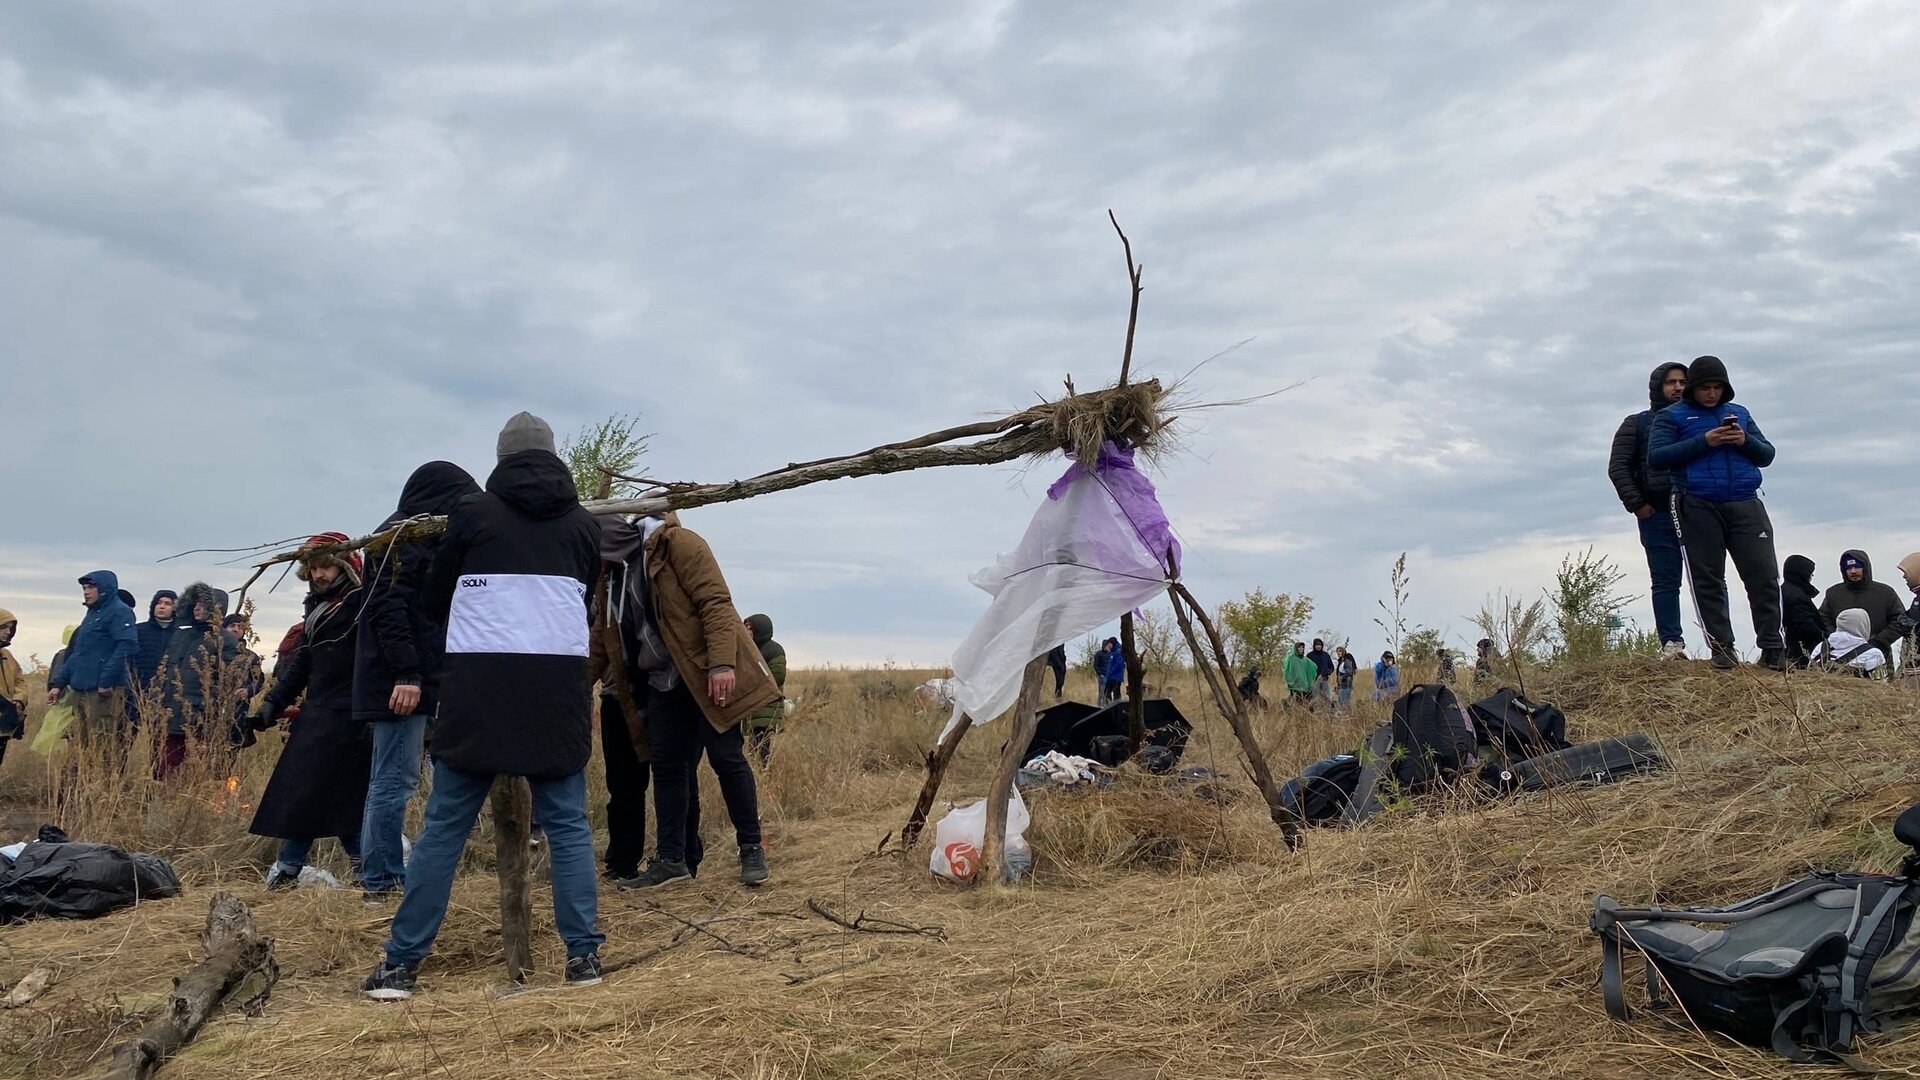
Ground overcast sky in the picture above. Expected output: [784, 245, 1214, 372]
[4, 1, 1917, 670]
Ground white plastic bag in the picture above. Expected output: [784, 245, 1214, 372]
[296, 866, 344, 889]
[930, 787, 1032, 883]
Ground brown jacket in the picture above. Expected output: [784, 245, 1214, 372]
[643, 516, 779, 732]
[0, 607, 26, 713]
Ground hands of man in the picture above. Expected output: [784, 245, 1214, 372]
[709, 669, 736, 709]
[1704, 426, 1736, 447]
[45, 690, 59, 706]
[389, 683, 421, 716]
[1634, 505, 1656, 520]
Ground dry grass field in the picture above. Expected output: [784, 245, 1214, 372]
[3, 659, 1920, 1079]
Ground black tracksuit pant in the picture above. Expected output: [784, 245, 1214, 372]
[1674, 494, 1783, 653]
[601, 694, 701, 877]
[647, 680, 761, 865]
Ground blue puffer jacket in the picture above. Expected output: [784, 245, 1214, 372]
[49, 569, 139, 693]
[1102, 643, 1127, 682]
[1647, 396, 1775, 503]
[133, 589, 179, 689]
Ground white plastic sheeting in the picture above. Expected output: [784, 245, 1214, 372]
[941, 446, 1176, 737]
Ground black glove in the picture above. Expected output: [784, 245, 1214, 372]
[229, 714, 258, 749]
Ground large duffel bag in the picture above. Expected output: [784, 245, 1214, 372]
[1481, 733, 1667, 793]
[1469, 687, 1571, 758]
[1593, 802, 1920, 1065]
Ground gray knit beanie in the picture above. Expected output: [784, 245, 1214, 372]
[497, 412, 556, 459]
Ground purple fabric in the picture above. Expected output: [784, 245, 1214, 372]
[1047, 441, 1181, 577]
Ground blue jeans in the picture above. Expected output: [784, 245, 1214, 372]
[384, 761, 604, 967]
[1336, 685, 1352, 709]
[1638, 508, 1685, 644]
[275, 833, 361, 877]
[359, 716, 427, 893]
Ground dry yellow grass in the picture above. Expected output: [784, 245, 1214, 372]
[3, 660, 1920, 1079]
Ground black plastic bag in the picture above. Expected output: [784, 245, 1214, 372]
[0, 842, 183, 922]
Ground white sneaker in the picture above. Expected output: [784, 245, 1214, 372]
[1660, 641, 1688, 661]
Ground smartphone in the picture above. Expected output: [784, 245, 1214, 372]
[1718, 415, 1740, 428]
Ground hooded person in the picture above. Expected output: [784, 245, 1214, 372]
[133, 590, 180, 693]
[588, 515, 704, 883]
[247, 535, 372, 888]
[1647, 356, 1783, 669]
[153, 582, 242, 778]
[742, 614, 787, 765]
[352, 461, 482, 899]
[1817, 552, 1906, 670]
[1283, 643, 1317, 706]
[0, 609, 26, 764]
[1609, 362, 1693, 659]
[362, 412, 605, 1001]
[1823, 608, 1886, 674]
[1373, 651, 1400, 701]
[612, 511, 779, 893]
[1307, 639, 1335, 705]
[1875, 553, 1920, 673]
[45, 570, 139, 759]
[1781, 556, 1826, 669]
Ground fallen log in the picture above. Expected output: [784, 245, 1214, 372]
[95, 891, 276, 1080]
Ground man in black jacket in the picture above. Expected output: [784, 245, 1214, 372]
[1607, 362, 1691, 660]
[362, 414, 603, 1001]
[1781, 555, 1825, 668]
[1816, 551, 1907, 676]
[352, 461, 480, 900]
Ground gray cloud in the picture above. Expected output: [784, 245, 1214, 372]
[3, 0, 1918, 666]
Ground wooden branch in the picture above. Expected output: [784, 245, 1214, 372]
[981, 658, 1048, 884]
[805, 899, 946, 940]
[752, 417, 1022, 477]
[1167, 584, 1301, 850]
[1121, 611, 1147, 756]
[902, 712, 974, 850]
[490, 777, 534, 984]
[1108, 209, 1143, 387]
[95, 892, 277, 1080]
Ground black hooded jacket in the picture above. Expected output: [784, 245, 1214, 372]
[1781, 555, 1825, 664]
[352, 461, 481, 720]
[1817, 550, 1908, 652]
[157, 582, 240, 736]
[1607, 362, 1690, 514]
[423, 450, 601, 779]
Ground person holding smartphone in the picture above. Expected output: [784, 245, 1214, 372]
[1647, 356, 1783, 670]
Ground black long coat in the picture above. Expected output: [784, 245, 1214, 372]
[249, 582, 371, 842]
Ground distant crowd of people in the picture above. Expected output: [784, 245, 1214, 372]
[1609, 355, 1920, 673]
[0, 413, 792, 1001]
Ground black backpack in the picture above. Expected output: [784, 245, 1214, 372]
[1278, 754, 1361, 826]
[1470, 688, 1572, 760]
[1387, 684, 1480, 792]
[1592, 802, 1920, 1066]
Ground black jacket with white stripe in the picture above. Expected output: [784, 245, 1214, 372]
[423, 450, 602, 780]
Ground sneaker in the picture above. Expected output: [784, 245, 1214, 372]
[1710, 650, 1739, 670]
[564, 953, 604, 987]
[739, 844, 769, 887]
[1660, 641, 1688, 661]
[361, 961, 418, 1001]
[1760, 648, 1787, 672]
[265, 865, 298, 891]
[616, 859, 692, 890]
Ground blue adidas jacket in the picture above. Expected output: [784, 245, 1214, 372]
[1647, 398, 1775, 503]
[50, 569, 139, 693]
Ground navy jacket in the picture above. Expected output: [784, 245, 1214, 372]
[1647, 398, 1775, 503]
[50, 570, 138, 693]
[133, 590, 179, 689]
